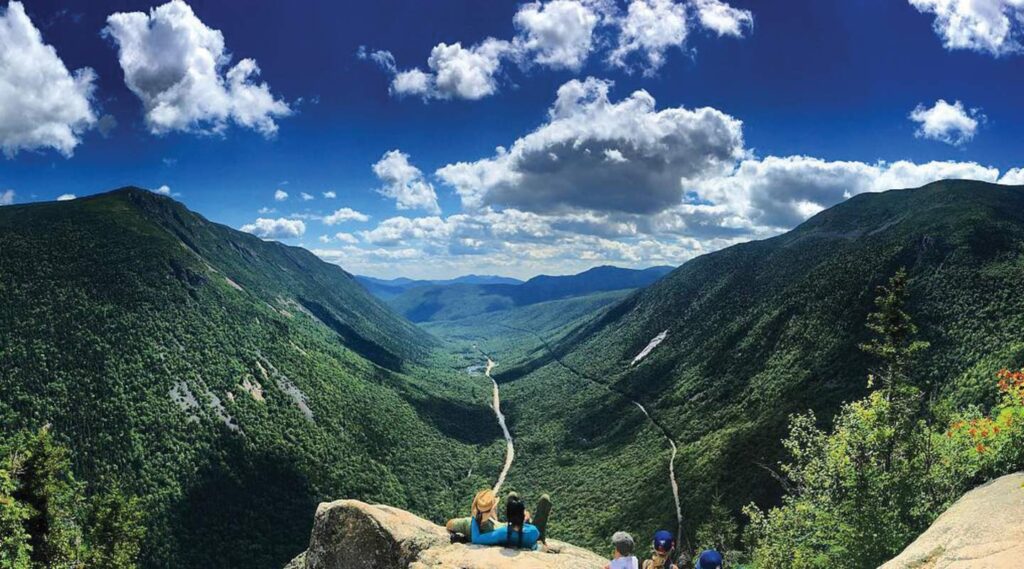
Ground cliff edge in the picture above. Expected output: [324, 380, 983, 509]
[881, 472, 1024, 569]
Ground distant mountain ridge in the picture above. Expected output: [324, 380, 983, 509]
[356, 274, 523, 298]
[374, 265, 674, 322]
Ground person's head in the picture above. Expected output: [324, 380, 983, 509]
[505, 493, 526, 529]
[652, 530, 675, 555]
[696, 549, 724, 569]
[471, 489, 497, 523]
[611, 531, 635, 558]
[505, 493, 526, 547]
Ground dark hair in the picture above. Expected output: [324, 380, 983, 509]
[505, 494, 526, 548]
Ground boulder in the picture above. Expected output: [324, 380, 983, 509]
[880, 472, 1024, 569]
[286, 499, 608, 569]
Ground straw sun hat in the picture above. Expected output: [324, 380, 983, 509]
[471, 489, 498, 518]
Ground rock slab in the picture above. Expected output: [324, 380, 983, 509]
[286, 499, 608, 569]
[880, 472, 1024, 569]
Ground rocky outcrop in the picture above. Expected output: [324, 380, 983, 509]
[285, 499, 608, 569]
[880, 472, 1024, 569]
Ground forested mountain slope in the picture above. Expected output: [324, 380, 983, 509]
[0, 188, 500, 568]
[493, 180, 1024, 551]
[385, 265, 673, 322]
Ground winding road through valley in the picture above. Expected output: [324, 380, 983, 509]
[496, 325, 686, 551]
[482, 356, 515, 494]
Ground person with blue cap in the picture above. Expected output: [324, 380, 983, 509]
[695, 549, 724, 569]
[642, 530, 679, 569]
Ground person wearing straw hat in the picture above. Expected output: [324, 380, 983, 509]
[446, 489, 500, 540]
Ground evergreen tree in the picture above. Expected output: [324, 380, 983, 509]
[859, 268, 930, 390]
[745, 270, 943, 568]
[0, 466, 32, 569]
[84, 489, 145, 569]
[11, 426, 85, 568]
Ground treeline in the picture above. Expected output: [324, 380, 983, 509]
[739, 270, 1024, 568]
[1, 426, 144, 568]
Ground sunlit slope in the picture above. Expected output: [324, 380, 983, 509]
[497, 180, 1024, 550]
[0, 188, 500, 568]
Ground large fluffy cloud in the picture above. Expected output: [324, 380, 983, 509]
[104, 0, 291, 136]
[0, 189, 14, 205]
[436, 77, 745, 214]
[909, 99, 983, 146]
[373, 150, 442, 213]
[0, 1, 97, 157]
[910, 0, 1024, 55]
[241, 217, 305, 239]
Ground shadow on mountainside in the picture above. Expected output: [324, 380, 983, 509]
[167, 442, 318, 569]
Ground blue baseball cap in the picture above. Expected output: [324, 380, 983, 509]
[652, 530, 674, 552]
[697, 550, 724, 569]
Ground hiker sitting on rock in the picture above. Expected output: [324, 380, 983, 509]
[606, 531, 640, 569]
[446, 489, 500, 541]
[444, 489, 552, 549]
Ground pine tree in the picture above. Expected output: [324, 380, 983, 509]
[859, 268, 930, 391]
[84, 489, 145, 569]
[9, 426, 85, 568]
[0, 466, 32, 569]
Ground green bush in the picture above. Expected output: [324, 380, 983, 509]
[0, 427, 144, 569]
[744, 270, 1024, 568]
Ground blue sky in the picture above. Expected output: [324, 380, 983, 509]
[3, 0, 1024, 278]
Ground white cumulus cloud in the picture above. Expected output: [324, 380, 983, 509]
[694, 0, 753, 37]
[241, 217, 305, 239]
[909, 99, 983, 146]
[323, 191, 337, 199]
[323, 207, 370, 225]
[390, 69, 434, 97]
[155, 185, 172, 195]
[692, 155, 1002, 229]
[274, 189, 288, 201]
[334, 232, 360, 244]
[373, 0, 752, 99]
[436, 77, 745, 214]
[300, 192, 314, 201]
[999, 167, 1024, 185]
[431, 39, 514, 100]
[0, 189, 15, 205]
[910, 0, 1024, 55]
[513, 0, 603, 70]
[373, 150, 442, 213]
[609, 0, 689, 73]
[56, 193, 76, 201]
[0, 1, 97, 157]
[104, 0, 291, 136]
